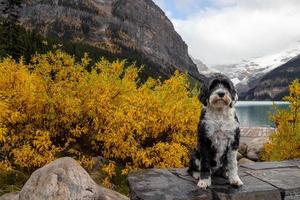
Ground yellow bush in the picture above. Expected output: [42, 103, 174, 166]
[0, 51, 200, 177]
[261, 80, 300, 161]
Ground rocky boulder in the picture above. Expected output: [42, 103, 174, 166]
[246, 137, 269, 161]
[0, 157, 129, 200]
[239, 158, 255, 165]
[0, 193, 19, 200]
[238, 142, 248, 156]
[237, 152, 243, 161]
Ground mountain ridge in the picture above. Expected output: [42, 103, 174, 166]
[243, 54, 300, 100]
[0, 0, 203, 80]
[210, 44, 300, 100]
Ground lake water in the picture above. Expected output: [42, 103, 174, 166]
[235, 101, 289, 127]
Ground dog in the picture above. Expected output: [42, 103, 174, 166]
[188, 73, 243, 189]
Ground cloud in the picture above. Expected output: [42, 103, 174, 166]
[157, 0, 300, 65]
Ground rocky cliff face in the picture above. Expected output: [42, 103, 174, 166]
[3, 0, 201, 79]
[243, 55, 300, 100]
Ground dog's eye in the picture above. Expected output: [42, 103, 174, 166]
[209, 80, 220, 90]
[221, 81, 231, 90]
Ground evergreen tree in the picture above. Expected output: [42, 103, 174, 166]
[0, 0, 24, 59]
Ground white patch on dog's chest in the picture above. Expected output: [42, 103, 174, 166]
[203, 108, 239, 170]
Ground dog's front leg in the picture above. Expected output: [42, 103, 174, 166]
[227, 150, 243, 187]
[197, 141, 212, 189]
[197, 159, 211, 189]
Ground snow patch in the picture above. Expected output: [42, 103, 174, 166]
[210, 43, 300, 88]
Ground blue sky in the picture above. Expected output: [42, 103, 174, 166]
[153, 0, 215, 19]
[153, 0, 237, 19]
[153, 0, 300, 66]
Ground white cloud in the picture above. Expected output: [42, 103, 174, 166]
[170, 0, 300, 65]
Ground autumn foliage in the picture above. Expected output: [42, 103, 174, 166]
[262, 80, 300, 161]
[0, 51, 200, 180]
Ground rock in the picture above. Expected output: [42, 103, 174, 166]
[211, 175, 281, 200]
[91, 156, 107, 171]
[246, 137, 269, 161]
[239, 142, 248, 156]
[128, 168, 213, 200]
[237, 152, 243, 160]
[247, 167, 300, 199]
[0, 192, 19, 200]
[1, 0, 203, 80]
[2, 157, 129, 200]
[128, 168, 282, 200]
[241, 159, 300, 170]
[247, 151, 260, 161]
[239, 158, 255, 165]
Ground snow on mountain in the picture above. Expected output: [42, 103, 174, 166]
[192, 57, 216, 75]
[211, 43, 300, 87]
[231, 78, 240, 85]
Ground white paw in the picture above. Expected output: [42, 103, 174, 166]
[192, 172, 200, 179]
[229, 176, 244, 187]
[197, 178, 211, 189]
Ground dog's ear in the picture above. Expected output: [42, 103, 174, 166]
[198, 82, 208, 106]
[230, 90, 238, 107]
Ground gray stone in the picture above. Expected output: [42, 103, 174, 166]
[241, 160, 300, 170]
[247, 151, 260, 161]
[282, 159, 300, 168]
[16, 157, 128, 200]
[239, 158, 255, 165]
[128, 168, 281, 200]
[238, 142, 248, 156]
[238, 167, 250, 174]
[211, 175, 281, 200]
[0, 192, 19, 200]
[91, 156, 107, 170]
[246, 138, 269, 161]
[237, 152, 243, 161]
[128, 168, 212, 200]
[247, 168, 300, 199]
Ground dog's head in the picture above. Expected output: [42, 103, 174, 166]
[199, 73, 238, 108]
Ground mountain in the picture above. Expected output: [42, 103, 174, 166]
[211, 44, 300, 98]
[0, 0, 202, 80]
[192, 57, 215, 75]
[243, 54, 300, 100]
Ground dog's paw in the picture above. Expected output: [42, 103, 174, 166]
[192, 172, 200, 179]
[197, 178, 211, 189]
[229, 176, 244, 187]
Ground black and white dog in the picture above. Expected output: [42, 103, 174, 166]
[188, 73, 243, 189]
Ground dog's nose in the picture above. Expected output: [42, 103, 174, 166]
[217, 92, 225, 97]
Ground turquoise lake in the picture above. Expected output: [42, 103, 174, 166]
[235, 101, 289, 127]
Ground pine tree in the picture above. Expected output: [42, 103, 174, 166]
[0, 0, 24, 59]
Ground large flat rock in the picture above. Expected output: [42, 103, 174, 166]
[128, 160, 300, 200]
[241, 160, 300, 170]
[128, 168, 212, 200]
[211, 175, 280, 200]
[128, 168, 280, 200]
[246, 168, 300, 199]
